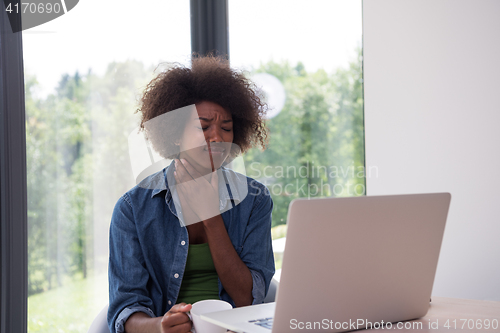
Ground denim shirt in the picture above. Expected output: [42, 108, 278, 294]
[107, 162, 275, 333]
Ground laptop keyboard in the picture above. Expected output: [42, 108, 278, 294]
[249, 317, 273, 329]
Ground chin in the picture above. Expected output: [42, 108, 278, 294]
[210, 156, 227, 169]
[190, 157, 223, 174]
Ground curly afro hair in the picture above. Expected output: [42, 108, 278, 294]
[138, 56, 269, 159]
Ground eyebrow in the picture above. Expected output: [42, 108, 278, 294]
[198, 117, 233, 123]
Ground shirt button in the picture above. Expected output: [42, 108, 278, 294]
[181, 240, 186, 246]
[174, 273, 179, 278]
[168, 300, 172, 305]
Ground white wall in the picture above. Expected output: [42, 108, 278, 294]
[363, 0, 500, 301]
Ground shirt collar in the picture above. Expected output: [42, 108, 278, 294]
[150, 167, 168, 198]
[149, 160, 245, 206]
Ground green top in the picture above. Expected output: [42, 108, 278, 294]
[176, 243, 219, 304]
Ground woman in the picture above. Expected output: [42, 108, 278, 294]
[107, 56, 275, 333]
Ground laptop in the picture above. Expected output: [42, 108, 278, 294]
[202, 193, 451, 332]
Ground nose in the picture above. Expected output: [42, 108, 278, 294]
[205, 125, 223, 143]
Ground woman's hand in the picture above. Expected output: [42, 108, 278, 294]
[173, 158, 254, 307]
[174, 158, 220, 225]
[124, 304, 192, 333]
[160, 303, 192, 333]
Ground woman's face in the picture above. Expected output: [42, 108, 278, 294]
[178, 101, 233, 174]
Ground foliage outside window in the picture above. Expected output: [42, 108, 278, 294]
[26, 61, 154, 332]
[244, 50, 365, 229]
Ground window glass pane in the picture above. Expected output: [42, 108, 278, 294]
[229, 0, 364, 263]
[23, 1, 190, 331]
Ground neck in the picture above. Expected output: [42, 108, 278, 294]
[177, 155, 215, 180]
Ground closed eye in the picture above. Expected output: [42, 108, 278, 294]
[197, 126, 232, 132]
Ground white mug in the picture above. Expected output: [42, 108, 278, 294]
[189, 299, 232, 333]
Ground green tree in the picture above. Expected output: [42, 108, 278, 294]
[243, 50, 365, 228]
[26, 60, 155, 295]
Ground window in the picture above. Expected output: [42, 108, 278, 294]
[229, 0, 365, 252]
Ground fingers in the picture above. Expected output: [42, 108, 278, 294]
[176, 185, 201, 224]
[174, 158, 201, 181]
[161, 320, 192, 333]
[179, 159, 203, 179]
[174, 159, 195, 183]
[161, 303, 193, 332]
[174, 158, 220, 186]
[161, 312, 192, 327]
[210, 167, 219, 188]
[172, 158, 221, 223]
[165, 321, 192, 333]
[168, 303, 192, 313]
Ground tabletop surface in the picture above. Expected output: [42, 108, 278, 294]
[364, 296, 500, 332]
[227, 296, 500, 333]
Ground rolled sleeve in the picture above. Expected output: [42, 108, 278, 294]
[115, 305, 155, 333]
[250, 269, 266, 304]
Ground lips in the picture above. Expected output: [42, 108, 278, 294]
[204, 148, 225, 156]
[205, 147, 225, 152]
[204, 144, 227, 154]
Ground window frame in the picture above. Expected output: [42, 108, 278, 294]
[0, 1, 28, 332]
[190, 0, 229, 58]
